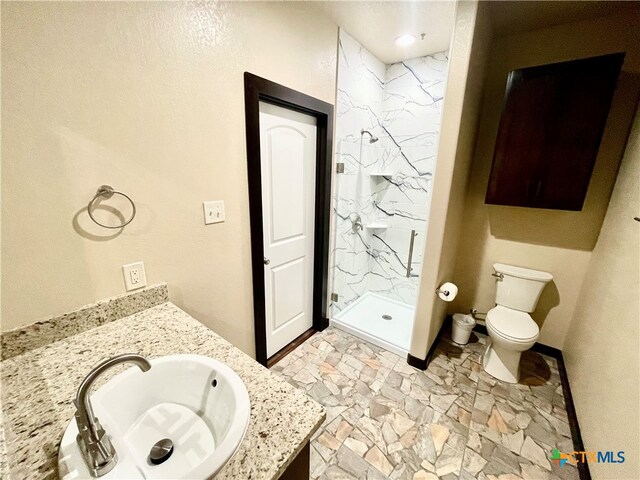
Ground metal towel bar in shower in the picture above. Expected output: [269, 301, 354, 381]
[87, 185, 136, 229]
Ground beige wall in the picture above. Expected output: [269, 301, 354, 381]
[1, 2, 338, 356]
[450, 12, 640, 349]
[563, 105, 640, 479]
[411, 1, 491, 359]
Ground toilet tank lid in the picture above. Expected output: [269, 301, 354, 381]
[493, 263, 553, 282]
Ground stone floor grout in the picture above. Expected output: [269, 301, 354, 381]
[271, 326, 579, 480]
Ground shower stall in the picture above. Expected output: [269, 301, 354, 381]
[329, 30, 449, 355]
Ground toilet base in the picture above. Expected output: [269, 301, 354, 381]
[483, 340, 522, 384]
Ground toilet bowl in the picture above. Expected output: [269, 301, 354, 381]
[483, 306, 539, 383]
[482, 263, 552, 383]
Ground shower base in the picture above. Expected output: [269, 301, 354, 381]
[331, 292, 414, 356]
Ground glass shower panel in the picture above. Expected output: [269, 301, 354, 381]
[330, 141, 431, 315]
[329, 29, 448, 354]
[330, 139, 381, 316]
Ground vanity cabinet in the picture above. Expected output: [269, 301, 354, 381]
[485, 53, 624, 211]
[279, 442, 310, 479]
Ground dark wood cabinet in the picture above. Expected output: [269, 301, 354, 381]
[485, 53, 624, 211]
[279, 442, 310, 479]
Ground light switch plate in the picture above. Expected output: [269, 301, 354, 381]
[203, 201, 225, 225]
[122, 261, 147, 291]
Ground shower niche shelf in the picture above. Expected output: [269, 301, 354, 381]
[365, 223, 389, 230]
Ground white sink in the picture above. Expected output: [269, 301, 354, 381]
[58, 354, 250, 479]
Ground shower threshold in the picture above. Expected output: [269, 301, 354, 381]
[330, 292, 415, 356]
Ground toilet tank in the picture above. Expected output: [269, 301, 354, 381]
[493, 263, 553, 312]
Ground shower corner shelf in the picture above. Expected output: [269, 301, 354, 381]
[369, 172, 392, 177]
[365, 223, 389, 229]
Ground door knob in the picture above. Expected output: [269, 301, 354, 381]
[264, 257, 270, 265]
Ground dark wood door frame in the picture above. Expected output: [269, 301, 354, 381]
[244, 72, 333, 366]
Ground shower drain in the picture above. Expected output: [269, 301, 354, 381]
[382, 314, 392, 320]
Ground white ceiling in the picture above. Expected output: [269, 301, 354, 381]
[312, 1, 456, 64]
[487, 1, 640, 37]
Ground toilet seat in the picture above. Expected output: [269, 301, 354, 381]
[486, 306, 539, 343]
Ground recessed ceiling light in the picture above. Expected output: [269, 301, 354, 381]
[395, 34, 416, 47]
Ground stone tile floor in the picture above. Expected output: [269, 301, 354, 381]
[271, 326, 579, 480]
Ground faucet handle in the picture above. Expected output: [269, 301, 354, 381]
[75, 413, 117, 477]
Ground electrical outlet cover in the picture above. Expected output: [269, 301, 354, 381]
[122, 262, 147, 291]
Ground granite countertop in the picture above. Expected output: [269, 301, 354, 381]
[0, 286, 325, 479]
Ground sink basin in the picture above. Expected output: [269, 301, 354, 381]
[58, 354, 250, 479]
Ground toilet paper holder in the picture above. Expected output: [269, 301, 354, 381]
[436, 282, 458, 301]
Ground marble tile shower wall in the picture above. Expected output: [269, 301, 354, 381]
[332, 30, 448, 313]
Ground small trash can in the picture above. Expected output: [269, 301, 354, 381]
[452, 313, 475, 345]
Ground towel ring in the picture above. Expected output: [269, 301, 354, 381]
[87, 185, 136, 229]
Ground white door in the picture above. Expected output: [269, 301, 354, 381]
[259, 102, 317, 358]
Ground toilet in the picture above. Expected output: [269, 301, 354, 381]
[483, 263, 553, 383]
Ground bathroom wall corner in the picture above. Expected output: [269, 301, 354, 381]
[562, 103, 640, 479]
[449, 10, 640, 350]
[410, 0, 492, 360]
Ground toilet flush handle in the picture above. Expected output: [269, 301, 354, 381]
[491, 272, 504, 280]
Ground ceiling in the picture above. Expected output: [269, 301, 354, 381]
[311, 1, 456, 64]
[310, 1, 640, 65]
[488, 1, 640, 36]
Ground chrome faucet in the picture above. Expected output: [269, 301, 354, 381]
[74, 353, 152, 477]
